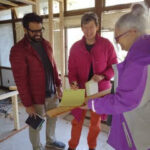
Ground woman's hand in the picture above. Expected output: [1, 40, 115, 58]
[92, 74, 105, 82]
[70, 81, 79, 90]
[80, 103, 89, 110]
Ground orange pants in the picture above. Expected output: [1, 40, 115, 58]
[68, 110, 101, 149]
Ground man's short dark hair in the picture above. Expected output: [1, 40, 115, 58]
[22, 13, 43, 29]
[81, 12, 99, 26]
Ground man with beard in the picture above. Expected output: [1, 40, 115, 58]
[10, 13, 65, 150]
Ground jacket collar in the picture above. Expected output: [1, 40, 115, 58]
[22, 35, 46, 48]
[81, 33, 100, 45]
[81, 33, 100, 52]
[22, 35, 54, 66]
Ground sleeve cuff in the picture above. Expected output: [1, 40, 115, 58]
[88, 99, 96, 112]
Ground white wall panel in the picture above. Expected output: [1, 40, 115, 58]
[0, 23, 14, 67]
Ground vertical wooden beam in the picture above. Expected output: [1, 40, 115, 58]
[64, 0, 67, 14]
[59, 0, 65, 88]
[11, 95, 20, 130]
[11, 9, 17, 44]
[103, 0, 106, 7]
[32, 0, 40, 15]
[64, 27, 68, 75]
[95, 0, 104, 34]
[48, 0, 54, 49]
[145, 0, 150, 7]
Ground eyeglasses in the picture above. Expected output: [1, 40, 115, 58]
[27, 27, 45, 34]
[115, 30, 130, 42]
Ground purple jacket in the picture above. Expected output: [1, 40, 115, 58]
[88, 35, 150, 150]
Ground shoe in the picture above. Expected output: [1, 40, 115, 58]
[89, 149, 95, 150]
[67, 148, 76, 150]
[46, 141, 66, 149]
[33, 144, 45, 150]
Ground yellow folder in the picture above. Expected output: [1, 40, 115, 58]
[59, 89, 85, 107]
[46, 87, 112, 118]
[46, 89, 85, 117]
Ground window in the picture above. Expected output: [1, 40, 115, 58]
[105, 0, 144, 6]
[67, 0, 95, 11]
[15, 5, 32, 18]
[101, 31, 127, 62]
[40, 0, 59, 15]
[0, 9, 11, 21]
[66, 27, 83, 59]
[66, 27, 83, 73]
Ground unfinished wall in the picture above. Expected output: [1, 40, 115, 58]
[1, 69, 15, 87]
[0, 24, 14, 67]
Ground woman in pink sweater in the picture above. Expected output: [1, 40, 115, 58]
[68, 12, 117, 150]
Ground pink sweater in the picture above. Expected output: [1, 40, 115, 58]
[68, 34, 118, 121]
[68, 34, 117, 91]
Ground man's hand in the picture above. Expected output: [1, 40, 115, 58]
[56, 87, 63, 99]
[92, 74, 105, 82]
[26, 106, 36, 117]
[70, 81, 79, 90]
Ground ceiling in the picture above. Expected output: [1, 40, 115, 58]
[0, 0, 35, 11]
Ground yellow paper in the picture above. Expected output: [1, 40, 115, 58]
[60, 89, 85, 106]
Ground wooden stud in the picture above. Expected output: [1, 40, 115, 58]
[11, 9, 17, 44]
[0, 0, 18, 7]
[59, 0, 65, 88]
[54, 0, 63, 2]
[95, 0, 104, 34]
[0, 91, 19, 130]
[65, 8, 94, 16]
[64, 0, 66, 13]
[32, 0, 40, 14]
[48, 0, 54, 48]
[11, 0, 36, 5]
[11, 94, 20, 130]
[0, 91, 18, 101]
[9, 85, 17, 91]
[103, 4, 131, 11]
[0, 5, 7, 10]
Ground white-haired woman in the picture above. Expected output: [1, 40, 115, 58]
[85, 4, 150, 150]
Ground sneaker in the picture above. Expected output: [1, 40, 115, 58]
[46, 141, 66, 150]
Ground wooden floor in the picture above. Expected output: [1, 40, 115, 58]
[0, 117, 114, 150]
